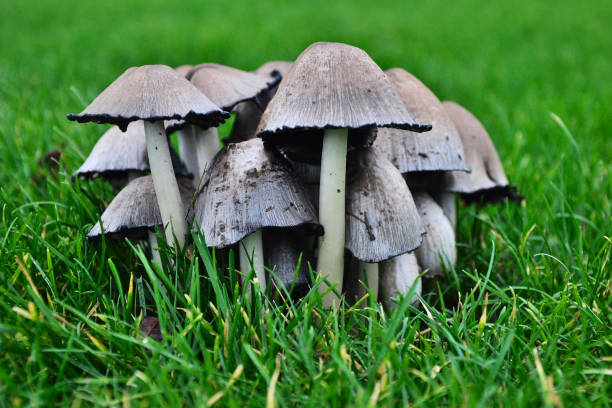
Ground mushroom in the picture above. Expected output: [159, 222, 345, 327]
[184, 63, 280, 177]
[74, 120, 190, 188]
[373, 68, 469, 228]
[343, 148, 424, 302]
[257, 42, 430, 307]
[413, 192, 456, 278]
[88, 175, 194, 263]
[68, 65, 228, 248]
[193, 138, 321, 292]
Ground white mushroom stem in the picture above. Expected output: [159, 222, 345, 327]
[195, 127, 220, 177]
[239, 230, 266, 293]
[148, 230, 162, 266]
[177, 126, 200, 184]
[360, 261, 379, 302]
[433, 192, 457, 229]
[317, 128, 348, 307]
[144, 120, 188, 249]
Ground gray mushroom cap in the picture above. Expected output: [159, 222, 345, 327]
[67, 65, 229, 131]
[440, 101, 521, 202]
[257, 42, 431, 141]
[87, 175, 194, 240]
[193, 138, 321, 248]
[74, 120, 190, 182]
[345, 148, 424, 263]
[373, 69, 469, 173]
[186, 63, 280, 111]
[413, 192, 456, 277]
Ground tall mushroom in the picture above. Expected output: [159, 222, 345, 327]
[67, 65, 228, 248]
[193, 139, 321, 292]
[257, 42, 430, 307]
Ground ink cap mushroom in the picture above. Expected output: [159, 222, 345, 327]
[257, 41, 431, 307]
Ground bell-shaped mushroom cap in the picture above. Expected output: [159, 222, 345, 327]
[441, 101, 521, 202]
[255, 61, 293, 78]
[67, 65, 229, 131]
[194, 138, 322, 248]
[174, 65, 193, 77]
[186, 63, 280, 111]
[373, 69, 469, 173]
[74, 120, 190, 182]
[345, 148, 424, 263]
[87, 175, 195, 240]
[413, 192, 456, 277]
[263, 227, 314, 299]
[379, 252, 421, 308]
[257, 42, 431, 139]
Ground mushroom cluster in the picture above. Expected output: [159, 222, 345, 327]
[68, 42, 520, 309]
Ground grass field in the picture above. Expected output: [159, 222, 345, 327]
[1, 0, 611, 406]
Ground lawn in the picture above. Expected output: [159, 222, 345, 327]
[0, 0, 610, 406]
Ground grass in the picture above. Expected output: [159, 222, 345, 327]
[0, 0, 610, 406]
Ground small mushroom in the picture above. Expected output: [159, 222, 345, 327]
[88, 175, 194, 263]
[413, 192, 456, 278]
[88, 175, 194, 240]
[343, 148, 424, 301]
[257, 42, 430, 307]
[68, 65, 229, 248]
[74, 120, 190, 188]
[193, 139, 321, 291]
